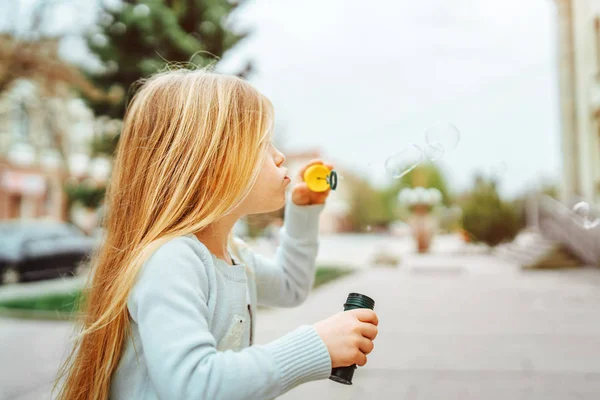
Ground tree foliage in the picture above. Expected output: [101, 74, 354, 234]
[87, 0, 252, 117]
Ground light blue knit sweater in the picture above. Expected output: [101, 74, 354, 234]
[110, 202, 332, 399]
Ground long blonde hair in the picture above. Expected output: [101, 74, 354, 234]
[55, 68, 274, 399]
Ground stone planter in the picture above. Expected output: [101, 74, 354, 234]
[408, 204, 436, 253]
[398, 187, 442, 254]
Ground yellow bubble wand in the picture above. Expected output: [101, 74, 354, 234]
[303, 164, 338, 192]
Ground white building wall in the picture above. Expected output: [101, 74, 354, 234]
[557, 0, 600, 204]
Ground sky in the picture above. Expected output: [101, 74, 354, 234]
[3, 0, 563, 198]
[218, 0, 563, 197]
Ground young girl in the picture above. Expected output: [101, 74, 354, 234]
[55, 69, 379, 400]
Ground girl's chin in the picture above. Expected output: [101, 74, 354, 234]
[258, 197, 286, 214]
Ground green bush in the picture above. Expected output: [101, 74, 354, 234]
[91, 134, 119, 157]
[0, 291, 84, 314]
[346, 174, 395, 231]
[460, 176, 521, 247]
[313, 266, 354, 288]
[65, 182, 106, 209]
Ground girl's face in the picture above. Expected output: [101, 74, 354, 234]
[237, 143, 291, 215]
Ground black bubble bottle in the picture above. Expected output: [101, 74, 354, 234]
[329, 292, 375, 385]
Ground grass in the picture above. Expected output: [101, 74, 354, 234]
[313, 265, 354, 289]
[0, 291, 84, 315]
[0, 266, 353, 316]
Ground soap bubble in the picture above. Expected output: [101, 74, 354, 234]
[584, 220, 599, 229]
[385, 144, 423, 179]
[573, 201, 600, 229]
[573, 201, 589, 217]
[425, 123, 460, 151]
[424, 143, 445, 161]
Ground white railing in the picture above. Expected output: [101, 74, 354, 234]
[528, 194, 600, 266]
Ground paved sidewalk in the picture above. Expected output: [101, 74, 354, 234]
[2, 238, 600, 399]
[0, 318, 72, 400]
[256, 253, 600, 399]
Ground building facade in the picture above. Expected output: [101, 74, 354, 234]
[0, 79, 102, 220]
[555, 0, 600, 204]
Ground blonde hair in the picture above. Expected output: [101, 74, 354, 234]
[54, 68, 274, 399]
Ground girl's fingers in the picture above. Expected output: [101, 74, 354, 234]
[358, 338, 375, 355]
[361, 323, 378, 341]
[355, 351, 368, 367]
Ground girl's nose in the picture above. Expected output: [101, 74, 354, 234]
[274, 148, 286, 167]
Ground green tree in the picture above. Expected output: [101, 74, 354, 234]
[345, 163, 453, 232]
[346, 174, 395, 231]
[460, 175, 521, 247]
[87, 0, 252, 118]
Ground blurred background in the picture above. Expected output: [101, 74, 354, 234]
[1, 0, 600, 399]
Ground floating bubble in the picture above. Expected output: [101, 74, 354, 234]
[424, 143, 445, 161]
[384, 144, 423, 179]
[572, 201, 600, 229]
[584, 220, 600, 229]
[573, 201, 589, 217]
[425, 123, 460, 151]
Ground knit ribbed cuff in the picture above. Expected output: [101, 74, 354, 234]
[266, 325, 332, 394]
[283, 202, 325, 240]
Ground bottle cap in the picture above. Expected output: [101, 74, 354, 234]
[344, 292, 375, 310]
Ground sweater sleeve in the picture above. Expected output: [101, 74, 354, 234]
[251, 201, 324, 308]
[128, 238, 331, 400]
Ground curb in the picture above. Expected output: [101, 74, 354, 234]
[0, 275, 86, 302]
[0, 307, 82, 321]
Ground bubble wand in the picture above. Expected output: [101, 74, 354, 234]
[303, 164, 338, 192]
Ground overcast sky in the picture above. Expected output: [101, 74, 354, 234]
[219, 0, 562, 197]
[4, 0, 563, 197]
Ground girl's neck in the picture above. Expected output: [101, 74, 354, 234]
[194, 214, 240, 265]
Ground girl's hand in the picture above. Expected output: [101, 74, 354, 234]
[312, 309, 379, 368]
[291, 160, 335, 206]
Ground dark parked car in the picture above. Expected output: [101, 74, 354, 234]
[0, 220, 99, 284]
